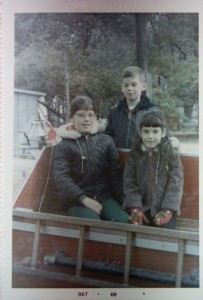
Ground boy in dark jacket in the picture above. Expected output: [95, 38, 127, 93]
[105, 66, 158, 149]
[53, 95, 129, 223]
[123, 111, 183, 229]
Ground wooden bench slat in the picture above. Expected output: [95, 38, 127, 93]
[176, 218, 199, 232]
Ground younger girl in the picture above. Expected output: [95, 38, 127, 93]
[123, 111, 183, 229]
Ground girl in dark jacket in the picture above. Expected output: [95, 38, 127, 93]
[123, 111, 183, 229]
[53, 95, 129, 223]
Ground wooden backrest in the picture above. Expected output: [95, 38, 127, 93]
[13, 146, 199, 219]
[13, 146, 61, 213]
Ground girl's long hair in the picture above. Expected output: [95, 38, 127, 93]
[134, 111, 174, 161]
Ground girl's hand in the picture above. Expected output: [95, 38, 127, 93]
[130, 208, 149, 225]
[153, 210, 173, 226]
[82, 197, 102, 215]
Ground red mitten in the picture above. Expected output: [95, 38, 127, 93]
[153, 210, 173, 226]
[130, 208, 149, 225]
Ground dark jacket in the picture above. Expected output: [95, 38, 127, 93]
[53, 122, 124, 209]
[105, 95, 158, 149]
[123, 143, 183, 217]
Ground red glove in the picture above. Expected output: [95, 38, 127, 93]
[153, 210, 173, 226]
[130, 208, 149, 225]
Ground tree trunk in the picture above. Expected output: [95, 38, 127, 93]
[136, 14, 151, 98]
[184, 105, 193, 119]
[64, 48, 70, 122]
[136, 14, 147, 73]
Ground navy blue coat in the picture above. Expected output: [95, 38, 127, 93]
[105, 95, 158, 149]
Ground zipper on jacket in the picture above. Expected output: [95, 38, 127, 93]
[148, 150, 154, 204]
[126, 111, 132, 148]
[85, 135, 96, 198]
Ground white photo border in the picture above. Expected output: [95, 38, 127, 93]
[1, 0, 202, 299]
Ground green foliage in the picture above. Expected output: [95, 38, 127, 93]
[14, 13, 198, 122]
[168, 58, 198, 112]
[152, 87, 178, 115]
[150, 56, 198, 120]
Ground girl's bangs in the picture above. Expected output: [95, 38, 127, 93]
[142, 119, 163, 128]
[141, 114, 165, 128]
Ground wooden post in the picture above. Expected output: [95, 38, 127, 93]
[76, 226, 86, 277]
[31, 219, 41, 268]
[123, 231, 133, 285]
[176, 239, 185, 287]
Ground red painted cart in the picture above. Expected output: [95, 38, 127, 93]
[12, 146, 199, 288]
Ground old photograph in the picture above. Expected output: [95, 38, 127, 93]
[1, 0, 202, 300]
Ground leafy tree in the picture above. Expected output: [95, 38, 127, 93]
[169, 57, 198, 118]
[14, 13, 198, 128]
